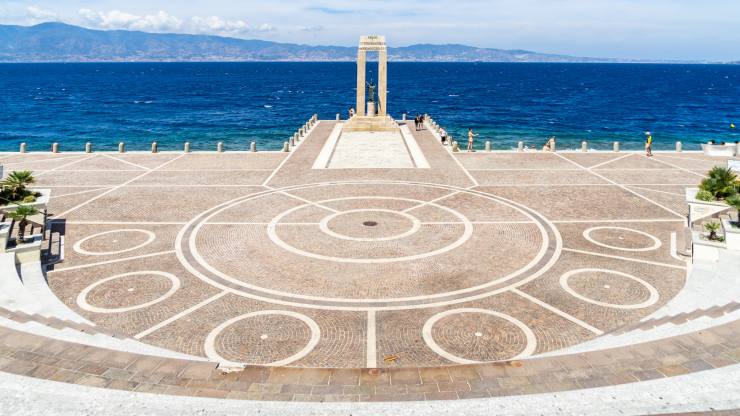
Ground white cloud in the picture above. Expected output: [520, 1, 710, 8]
[25, 5, 57, 23]
[78, 9, 183, 32]
[76, 8, 274, 37]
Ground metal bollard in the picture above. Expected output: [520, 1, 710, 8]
[51, 142, 59, 153]
[676, 141, 682, 152]
[282, 141, 290, 152]
[85, 142, 92, 153]
[402, 114, 407, 121]
[581, 141, 588, 152]
[217, 142, 223, 153]
[151, 142, 158, 153]
[118, 142, 125, 153]
[336, 113, 340, 121]
[517, 141, 524, 152]
[293, 133, 299, 143]
[250, 141, 256, 152]
[184, 142, 191, 153]
[290, 136, 296, 147]
[613, 141, 620, 152]
[19, 142, 26, 153]
[485, 141, 491, 152]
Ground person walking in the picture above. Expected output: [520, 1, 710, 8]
[420, 114, 425, 130]
[414, 114, 420, 131]
[645, 131, 653, 157]
[467, 128, 477, 152]
[439, 128, 448, 145]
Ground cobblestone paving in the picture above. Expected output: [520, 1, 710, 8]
[10, 123, 730, 371]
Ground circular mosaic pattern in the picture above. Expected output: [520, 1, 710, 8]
[76, 271, 180, 314]
[177, 182, 562, 309]
[422, 308, 537, 364]
[560, 269, 660, 309]
[583, 227, 661, 252]
[319, 208, 421, 242]
[204, 310, 320, 366]
[73, 229, 156, 256]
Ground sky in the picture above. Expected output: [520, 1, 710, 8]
[0, 0, 738, 61]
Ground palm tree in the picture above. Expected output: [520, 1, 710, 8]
[704, 222, 721, 241]
[1, 170, 35, 202]
[699, 167, 738, 200]
[7, 205, 39, 243]
[728, 194, 740, 224]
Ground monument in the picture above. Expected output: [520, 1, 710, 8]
[344, 35, 398, 132]
[356, 35, 387, 117]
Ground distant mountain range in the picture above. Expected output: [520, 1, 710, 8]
[0, 22, 726, 63]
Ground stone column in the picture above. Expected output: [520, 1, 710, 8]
[378, 49, 387, 116]
[356, 50, 366, 117]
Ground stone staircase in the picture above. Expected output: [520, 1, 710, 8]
[343, 115, 400, 132]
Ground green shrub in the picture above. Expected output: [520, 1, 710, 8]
[696, 189, 714, 201]
[699, 167, 738, 200]
[22, 195, 36, 203]
[704, 221, 721, 240]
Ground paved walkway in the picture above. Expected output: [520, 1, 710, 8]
[0, 121, 737, 411]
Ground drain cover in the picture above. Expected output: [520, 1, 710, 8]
[363, 221, 378, 227]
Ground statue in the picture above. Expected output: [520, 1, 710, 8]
[366, 81, 376, 103]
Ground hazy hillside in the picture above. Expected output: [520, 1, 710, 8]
[0, 22, 623, 63]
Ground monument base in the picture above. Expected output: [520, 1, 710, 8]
[366, 102, 376, 117]
[343, 115, 399, 132]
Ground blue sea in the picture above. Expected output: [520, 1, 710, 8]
[0, 62, 738, 152]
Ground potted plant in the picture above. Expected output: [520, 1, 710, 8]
[698, 167, 738, 201]
[704, 222, 722, 241]
[6, 205, 40, 243]
[0, 170, 37, 203]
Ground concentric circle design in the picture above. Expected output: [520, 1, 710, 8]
[318, 208, 421, 242]
[204, 310, 320, 366]
[268, 196, 472, 264]
[560, 269, 660, 309]
[583, 227, 661, 252]
[76, 271, 180, 313]
[73, 229, 156, 256]
[422, 308, 537, 364]
[176, 181, 563, 310]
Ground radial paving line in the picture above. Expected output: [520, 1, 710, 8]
[627, 185, 686, 197]
[53, 154, 186, 218]
[134, 291, 228, 339]
[100, 153, 152, 171]
[33, 154, 98, 177]
[553, 153, 686, 218]
[587, 153, 634, 170]
[47, 250, 176, 273]
[48, 187, 114, 199]
[263, 121, 319, 185]
[642, 154, 707, 177]
[563, 247, 686, 270]
[277, 190, 340, 213]
[511, 288, 604, 335]
[402, 191, 461, 213]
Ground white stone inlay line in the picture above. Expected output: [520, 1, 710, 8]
[135, 291, 228, 339]
[583, 226, 662, 252]
[511, 288, 604, 335]
[267, 196, 473, 264]
[366, 310, 377, 368]
[73, 229, 156, 256]
[563, 247, 686, 270]
[399, 125, 430, 168]
[48, 250, 176, 273]
[311, 122, 343, 169]
[204, 310, 320, 367]
[319, 208, 421, 242]
[422, 308, 537, 364]
[559, 268, 660, 309]
[76, 271, 181, 314]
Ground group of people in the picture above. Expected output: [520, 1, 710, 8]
[414, 114, 426, 131]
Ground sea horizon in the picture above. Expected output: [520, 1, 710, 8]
[1, 61, 738, 152]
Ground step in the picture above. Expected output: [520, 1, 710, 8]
[0, 253, 46, 316]
[18, 261, 91, 324]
